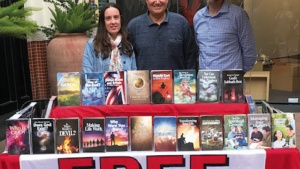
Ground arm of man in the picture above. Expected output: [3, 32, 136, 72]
[237, 10, 257, 72]
[182, 21, 197, 69]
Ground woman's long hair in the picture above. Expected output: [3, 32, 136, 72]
[94, 2, 133, 59]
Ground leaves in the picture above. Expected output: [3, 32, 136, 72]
[43, 0, 97, 38]
[0, 0, 40, 39]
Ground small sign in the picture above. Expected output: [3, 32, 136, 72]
[288, 98, 298, 103]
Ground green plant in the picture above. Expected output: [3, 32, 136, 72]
[0, 0, 40, 39]
[41, 0, 97, 39]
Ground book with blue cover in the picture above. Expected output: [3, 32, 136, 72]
[81, 72, 105, 106]
[173, 69, 196, 104]
[105, 116, 128, 152]
[154, 116, 176, 151]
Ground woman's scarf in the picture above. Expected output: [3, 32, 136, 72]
[108, 34, 122, 71]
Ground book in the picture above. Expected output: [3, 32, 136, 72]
[173, 69, 196, 104]
[130, 116, 153, 151]
[271, 113, 296, 148]
[81, 72, 105, 106]
[154, 116, 176, 151]
[105, 116, 128, 152]
[151, 70, 173, 104]
[197, 70, 220, 102]
[104, 71, 127, 105]
[127, 70, 150, 104]
[44, 96, 58, 118]
[55, 118, 80, 154]
[247, 114, 271, 149]
[6, 119, 31, 154]
[224, 114, 248, 150]
[82, 117, 105, 152]
[9, 102, 37, 119]
[222, 70, 245, 103]
[31, 118, 55, 154]
[245, 95, 257, 114]
[57, 72, 81, 106]
[285, 113, 297, 148]
[199, 115, 223, 150]
[177, 116, 200, 151]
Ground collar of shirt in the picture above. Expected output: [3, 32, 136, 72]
[145, 10, 170, 26]
[203, 0, 230, 17]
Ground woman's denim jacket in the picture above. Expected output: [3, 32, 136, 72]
[82, 38, 137, 73]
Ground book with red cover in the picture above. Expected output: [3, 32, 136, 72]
[151, 70, 173, 104]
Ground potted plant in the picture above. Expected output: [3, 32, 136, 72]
[0, 0, 40, 39]
[42, 0, 98, 95]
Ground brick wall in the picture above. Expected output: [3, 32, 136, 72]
[27, 41, 51, 100]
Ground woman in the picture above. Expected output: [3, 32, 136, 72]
[82, 2, 136, 73]
[236, 126, 247, 146]
[273, 130, 286, 148]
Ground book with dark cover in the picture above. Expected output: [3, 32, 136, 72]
[173, 69, 196, 104]
[81, 72, 105, 106]
[55, 118, 80, 154]
[154, 116, 176, 151]
[151, 70, 173, 104]
[130, 116, 153, 151]
[247, 114, 271, 149]
[6, 119, 31, 154]
[31, 118, 55, 154]
[104, 71, 127, 105]
[57, 72, 81, 106]
[105, 116, 128, 152]
[82, 117, 105, 152]
[197, 70, 220, 103]
[177, 116, 200, 151]
[199, 115, 223, 150]
[224, 114, 248, 150]
[127, 70, 150, 104]
[222, 70, 245, 103]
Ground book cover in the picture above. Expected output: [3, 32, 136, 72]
[173, 69, 196, 104]
[57, 72, 81, 106]
[151, 70, 173, 104]
[199, 115, 223, 150]
[130, 116, 153, 151]
[55, 118, 80, 154]
[177, 116, 200, 151]
[82, 117, 105, 152]
[6, 119, 31, 154]
[245, 95, 257, 114]
[197, 70, 220, 103]
[154, 116, 176, 151]
[31, 118, 55, 154]
[105, 117, 128, 152]
[224, 114, 248, 150]
[285, 113, 297, 148]
[271, 113, 296, 148]
[127, 70, 150, 104]
[104, 71, 127, 105]
[222, 70, 245, 103]
[247, 114, 271, 149]
[81, 72, 105, 106]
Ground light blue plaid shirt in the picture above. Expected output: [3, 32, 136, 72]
[193, 0, 257, 73]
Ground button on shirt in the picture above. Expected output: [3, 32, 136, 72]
[193, 0, 257, 72]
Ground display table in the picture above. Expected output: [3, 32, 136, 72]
[1, 148, 300, 169]
[49, 103, 250, 124]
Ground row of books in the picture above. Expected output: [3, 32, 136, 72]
[57, 69, 245, 106]
[6, 112, 296, 155]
